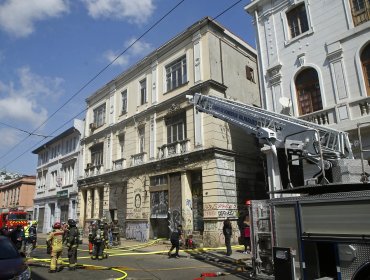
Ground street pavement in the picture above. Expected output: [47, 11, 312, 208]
[26, 234, 257, 280]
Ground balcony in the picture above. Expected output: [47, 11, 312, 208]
[299, 97, 370, 131]
[131, 152, 146, 166]
[84, 164, 103, 177]
[158, 139, 190, 159]
[113, 158, 126, 170]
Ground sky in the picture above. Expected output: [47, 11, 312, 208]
[0, 0, 256, 175]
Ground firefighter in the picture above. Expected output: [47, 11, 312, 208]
[24, 221, 37, 257]
[66, 219, 79, 271]
[88, 220, 97, 254]
[47, 222, 64, 273]
[91, 221, 108, 260]
[112, 220, 120, 246]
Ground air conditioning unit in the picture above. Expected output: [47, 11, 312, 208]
[89, 123, 97, 130]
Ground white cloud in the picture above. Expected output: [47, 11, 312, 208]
[81, 0, 155, 24]
[104, 38, 153, 68]
[0, 0, 69, 38]
[0, 66, 64, 127]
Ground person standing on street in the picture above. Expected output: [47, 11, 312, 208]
[112, 220, 120, 246]
[223, 218, 233, 256]
[9, 225, 25, 252]
[47, 222, 64, 273]
[66, 219, 80, 271]
[25, 221, 37, 257]
[242, 215, 251, 254]
[168, 224, 183, 258]
[91, 221, 108, 260]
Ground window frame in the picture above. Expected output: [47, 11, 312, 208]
[140, 79, 147, 105]
[93, 103, 106, 127]
[295, 68, 323, 115]
[165, 55, 187, 92]
[166, 112, 186, 144]
[286, 2, 309, 39]
[90, 143, 104, 167]
[350, 0, 370, 26]
[138, 126, 145, 153]
[361, 44, 370, 95]
[121, 89, 128, 114]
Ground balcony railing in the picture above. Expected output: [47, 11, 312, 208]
[131, 152, 146, 166]
[158, 139, 190, 159]
[299, 97, 370, 130]
[113, 158, 126, 170]
[84, 164, 103, 177]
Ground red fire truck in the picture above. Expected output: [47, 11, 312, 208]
[0, 208, 28, 231]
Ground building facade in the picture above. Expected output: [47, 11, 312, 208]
[78, 17, 264, 246]
[0, 176, 36, 216]
[32, 119, 84, 233]
[246, 0, 370, 156]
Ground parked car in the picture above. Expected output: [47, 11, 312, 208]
[0, 236, 31, 279]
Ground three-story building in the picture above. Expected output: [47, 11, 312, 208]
[78, 17, 263, 246]
[32, 119, 84, 233]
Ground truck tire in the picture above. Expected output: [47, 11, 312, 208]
[352, 262, 370, 280]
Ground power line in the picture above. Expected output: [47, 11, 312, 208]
[1, 0, 245, 171]
[0, 121, 52, 138]
[0, 0, 187, 169]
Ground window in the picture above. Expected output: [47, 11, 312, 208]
[361, 44, 370, 95]
[166, 113, 186, 143]
[140, 79, 147, 105]
[295, 68, 323, 115]
[166, 55, 187, 91]
[150, 175, 168, 186]
[246, 66, 255, 82]
[287, 3, 309, 39]
[121, 90, 127, 113]
[138, 127, 145, 153]
[118, 134, 125, 158]
[350, 0, 370, 26]
[93, 103, 106, 127]
[91, 143, 104, 166]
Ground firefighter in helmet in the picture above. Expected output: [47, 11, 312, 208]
[66, 219, 79, 270]
[91, 220, 108, 260]
[47, 222, 64, 273]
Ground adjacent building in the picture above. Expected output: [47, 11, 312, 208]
[32, 119, 84, 233]
[246, 0, 370, 156]
[0, 175, 36, 217]
[78, 17, 263, 246]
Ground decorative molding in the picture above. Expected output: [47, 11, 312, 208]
[166, 103, 182, 116]
[297, 53, 306, 67]
[266, 63, 283, 85]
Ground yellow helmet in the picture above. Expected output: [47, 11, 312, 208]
[31, 220, 38, 226]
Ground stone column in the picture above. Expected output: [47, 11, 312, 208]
[78, 190, 86, 227]
[86, 189, 92, 219]
[94, 188, 100, 219]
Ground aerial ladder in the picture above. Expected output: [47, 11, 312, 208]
[188, 93, 370, 280]
[188, 93, 353, 195]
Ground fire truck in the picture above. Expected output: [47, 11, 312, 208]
[188, 93, 370, 280]
[0, 208, 29, 231]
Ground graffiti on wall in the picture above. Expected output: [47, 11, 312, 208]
[151, 191, 168, 218]
[126, 222, 149, 242]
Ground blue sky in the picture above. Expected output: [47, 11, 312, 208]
[0, 0, 255, 175]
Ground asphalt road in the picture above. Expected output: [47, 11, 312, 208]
[27, 237, 255, 280]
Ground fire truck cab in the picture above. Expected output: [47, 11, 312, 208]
[0, 209, 28, 231]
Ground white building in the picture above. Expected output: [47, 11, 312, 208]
[246, 0, 370, 156]
[32, 119, 84, 233]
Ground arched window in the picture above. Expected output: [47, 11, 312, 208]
[296, 68, 323, 115]
[361, 43, 370, 95]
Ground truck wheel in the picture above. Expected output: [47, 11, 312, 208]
[352, 262, 370, 280]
